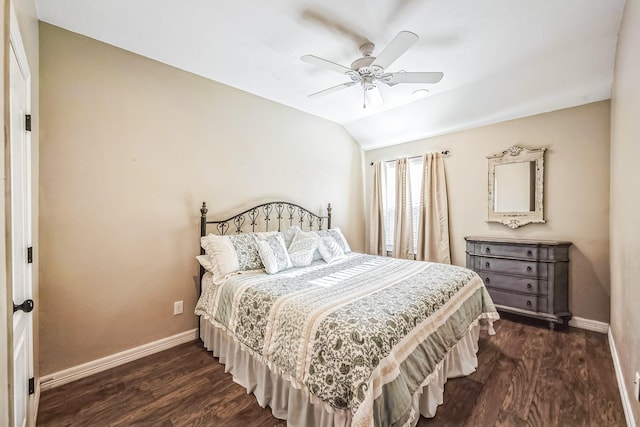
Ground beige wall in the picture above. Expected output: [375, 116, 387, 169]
[365, 101, 611, 323]
[38, 23, 364, 375]
[610, 0, 640, 423]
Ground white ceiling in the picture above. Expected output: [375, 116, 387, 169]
[35, 0, 625, 150]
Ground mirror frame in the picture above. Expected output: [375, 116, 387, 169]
[487, 145, 546, 229]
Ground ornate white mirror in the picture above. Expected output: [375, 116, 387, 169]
[487, 145, 545, 228]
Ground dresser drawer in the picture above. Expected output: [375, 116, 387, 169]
[480, 257, 547, 278]
[488, 288, 547, 313]
[480, 243, 540, 260]
[481, 273, 548, 295]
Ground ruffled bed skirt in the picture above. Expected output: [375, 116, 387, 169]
[200, 317, 483, 427]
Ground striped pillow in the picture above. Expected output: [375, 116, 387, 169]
[318, 236, 345, 263]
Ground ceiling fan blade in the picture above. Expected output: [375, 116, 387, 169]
[370, 31, 419, 70]
[308, 81, 357, 98]
[300, 9, 369, 47]
[383, 71, 444, 86]
[301, 55, 353, 75]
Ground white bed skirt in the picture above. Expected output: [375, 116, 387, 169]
[200, 317, 481, 427]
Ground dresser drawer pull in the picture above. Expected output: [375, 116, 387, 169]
[485, 262, 490, 268]
[527, 250, 532, 256]
[485, 247, 491, 254]
[526, 300, 532, 307]
[527, 266, 532, 272]
[527, 283, 532, 289]
[485, 277, 490, 284]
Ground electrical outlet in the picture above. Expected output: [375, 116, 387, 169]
[635, 372, 640, 401]
[173, 300, 183, 315]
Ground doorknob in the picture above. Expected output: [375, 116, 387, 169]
[13, 299, 34, 313]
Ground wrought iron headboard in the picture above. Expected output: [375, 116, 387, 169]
[199, 201, 331, 239]
[197, 201, 331, 336]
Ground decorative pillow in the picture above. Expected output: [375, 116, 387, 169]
[227, 233, 262, 271]
[316, 228, 352, 253]
[227, 231, 279, 271]
[257, 234, 292, 274]
[288, 234, 320, 267]
[199, 234, 241, 284]
[291, 229, 323, 261]
[282, 225, 301, 249]
[318, 236, 345, 263]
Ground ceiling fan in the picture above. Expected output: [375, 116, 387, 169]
[301, 31, 443, 108]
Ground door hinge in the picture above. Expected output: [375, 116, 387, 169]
[28, 377, 34, 395]
[25, 114, 31, 132]
[27, 247, 33, 264]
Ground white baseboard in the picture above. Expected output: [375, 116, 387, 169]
[39, 329, 198, 391]
[609, 328, 636, 427]
[568, 316, 609, 333]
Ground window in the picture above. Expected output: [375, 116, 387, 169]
[382, 157, 424, 254]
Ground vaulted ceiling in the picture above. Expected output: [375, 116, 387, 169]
[36, 0, 625, 150]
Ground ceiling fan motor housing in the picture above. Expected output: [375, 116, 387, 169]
[350, 55, 375, 71]
[351, 57, 385, 81]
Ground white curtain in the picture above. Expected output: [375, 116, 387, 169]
[417, 153, 451, 263]
[367, 161, 387, 256]
[392, 158, 414, 260]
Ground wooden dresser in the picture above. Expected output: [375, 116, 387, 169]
[465, 236, 572, 329]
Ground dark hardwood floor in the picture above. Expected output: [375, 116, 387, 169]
[37, 316, 625, 426]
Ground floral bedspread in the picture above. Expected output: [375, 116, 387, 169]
[195, 253, 498, 426]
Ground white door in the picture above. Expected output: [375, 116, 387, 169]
[9, 7, 33, 427]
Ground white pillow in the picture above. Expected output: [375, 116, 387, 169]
[257, 234, 292, 274]
[318, 237, 345, 263]
[199, 234, 240, 284]
[196, 255, 216, 272]
[288, 233, 320, 267]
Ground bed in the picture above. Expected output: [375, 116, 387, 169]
[195, 201, 498, 427]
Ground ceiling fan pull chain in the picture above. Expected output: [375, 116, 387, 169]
[362, 87, 367, 109]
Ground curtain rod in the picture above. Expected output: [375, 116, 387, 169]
[370, 150, 450, 166]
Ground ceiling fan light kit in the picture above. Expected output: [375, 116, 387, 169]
[301, 30, 443, 108]
[412, 88, 431, 98]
